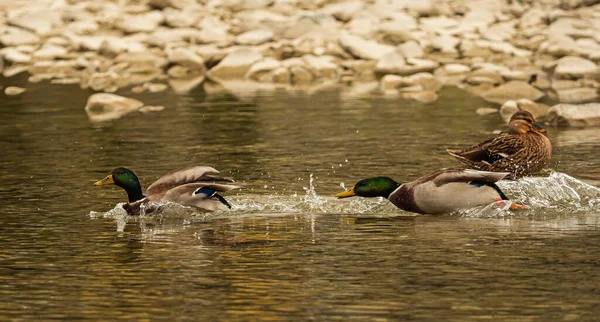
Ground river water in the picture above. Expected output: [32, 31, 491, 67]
[1, 77, 600, 321]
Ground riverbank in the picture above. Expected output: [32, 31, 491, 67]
[0, 0, 599, 124]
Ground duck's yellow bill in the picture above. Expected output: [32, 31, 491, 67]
[94, 174, 114, 186]
[335, 188, 355, 198]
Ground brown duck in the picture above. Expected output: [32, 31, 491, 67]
[447, 111, 551, 178]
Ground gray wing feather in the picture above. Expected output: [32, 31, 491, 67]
[146, 166, 233, 196]
[161, 183, 243, 211]
[431, 169, 510, 187]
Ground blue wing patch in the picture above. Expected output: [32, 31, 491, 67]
[193, 187, 217, 196]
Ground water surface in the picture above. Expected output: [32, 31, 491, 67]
[1, 77, 600, 321]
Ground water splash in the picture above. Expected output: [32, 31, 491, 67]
[89, 172, 600, 220]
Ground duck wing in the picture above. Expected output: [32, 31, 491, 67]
[161, 183, 243, 211]
[430, 169, 510, 186]
[448, 134, 523, 164]
[146, 166, 233, 197]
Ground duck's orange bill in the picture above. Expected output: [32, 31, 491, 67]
[335, 188, 355, 198]
[533, 123, 546, 133]
[94, 174, 114, 186]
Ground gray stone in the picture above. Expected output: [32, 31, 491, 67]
[476, 107, 498, 116]
[302, 55, 338, 79]
[167, 47, 206, 71]
[5, 86, 26, 96]
[115, 11, 165, 33]
[245, 57, 281, 81]
[32, 45, 68, 61]
[339, 31, 394, 60]
[375, 49, 406, 75]
[7, 8, 63, 36]
[236, 29, 274, 45]
[556, 87, 600, 104]
[0, 27, 40, 46]
[398, 40, 424, 59]
[554, 56, 599, 80]
[380, 74, 403, 92]
[482, 80, 545, 104]
[2, 48, 31, 64]
[209, 47, 263, 80]
[322, 1, 364, 22]
[548, 103, 600, 127]
[84, 93, 144, 122]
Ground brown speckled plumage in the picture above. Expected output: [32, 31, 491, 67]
[447, 111, 551, 178]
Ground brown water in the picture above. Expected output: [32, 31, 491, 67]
[1, 76, 600, 321]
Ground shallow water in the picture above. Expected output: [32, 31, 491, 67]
[1, 77, 600, 321]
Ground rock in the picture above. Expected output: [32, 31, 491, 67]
[347, 13, 380, 39]
[476, 107, 498, 116]
[380, 74, 403, 92]
[139, 105, 166, 113]
[236, 29, 274, 45]
[549, 18, 595, 39]
[148, 0, 194, 9]
[322, 1, 364, 22]
[398, 40, 424, 59]
[115, 52, 167, 73]
[520, 8, 546, 30]
[3, 65, 29, 78]
[143, 82, 168, 93]
[167, 47, 206, 72]
[271, 67, 291, 83]
[32, 45, 68, 61]
[0, 27, 40, 46]
[430, 34, 460, 55]
[339, 31, 394, 60]
[5, 86, 26, 96]
[377, 22, 415, 45]
[7, 8, 63, 36]
[375, 49, 406, 75]
[466, 68, 504, 85]
[540, 35, 578, 57]
[394, 58, 439, 76]
[444, 64, 471, 74]
[402, 90, 438, 104]
[340, 60, 377, 81]
[548, 103, 600, 127]
[281, 17, 322, 39]
[115, 11, 165, 33]
[2, 48, 31, 64]
[169, 74, 205, 93]
[163, 8, 200, 28]
[556, 87, 600, 104]
[84, 93, 145, 122]
[50, 77, 80, 85]
[67, 20, 100, 35]
[302, 55, 338, 79]
[89, 71, 120, 92]
[482, 81, 545, 104]
[245, 57, 282, 82]
[196, 17, 230, 44]
[208, 47, 263, 80]
[554, 56, 599, 80]
[405, 72, 442, 92]
[500, 99, 550, 121]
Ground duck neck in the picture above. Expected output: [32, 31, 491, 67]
[123, 185, 145, 203]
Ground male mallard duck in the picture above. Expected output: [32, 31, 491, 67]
[446, 110, 551, 178]
[94, 166, 242, 215]
[336, 168, 522, 214]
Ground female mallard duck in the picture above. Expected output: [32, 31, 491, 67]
[94, 166, 242, 215]
[446, 110, 551, 178]
[336, 168, 523, 214]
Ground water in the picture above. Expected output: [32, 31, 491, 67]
[1, 76, 600, 320]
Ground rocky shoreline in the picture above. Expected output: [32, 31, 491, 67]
[0, 0, 599, 124]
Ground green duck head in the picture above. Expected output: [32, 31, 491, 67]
[94, 167, 145, 203]
[336, 176, 401, 199]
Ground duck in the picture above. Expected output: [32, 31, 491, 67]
[94, 166, 242, 215]
[335, 168, 523, 215]
[446, 110, 551, 178]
